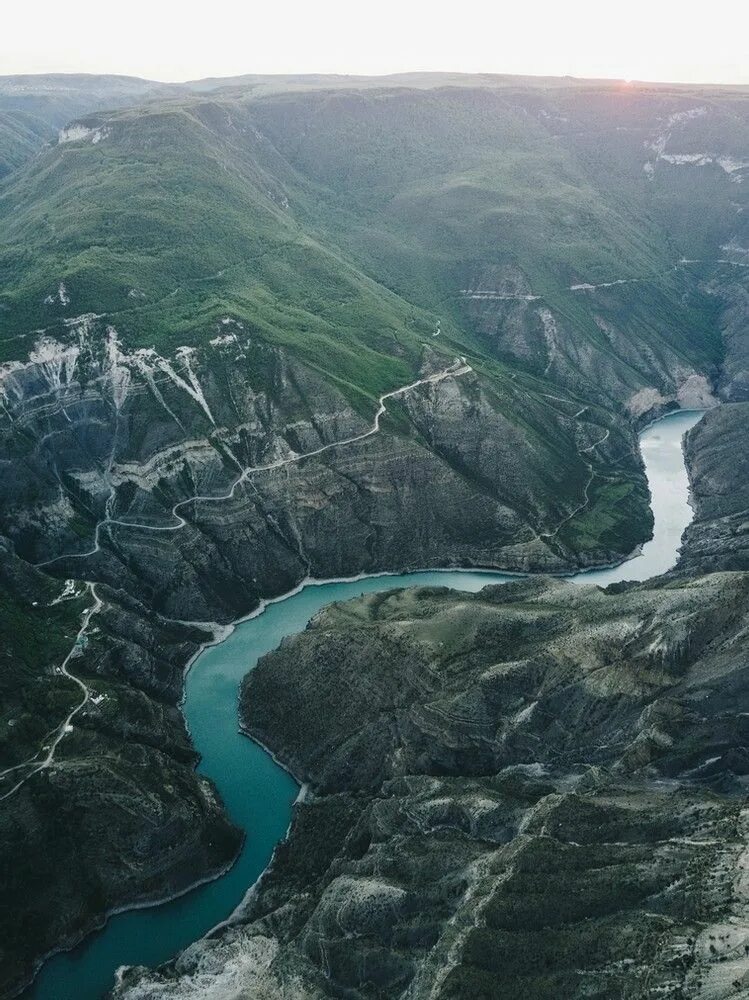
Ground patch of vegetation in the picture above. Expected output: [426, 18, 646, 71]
[0, 581, 89, 768]
[561, 477, 651, 553]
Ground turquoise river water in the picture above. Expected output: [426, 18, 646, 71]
[32, 409, 704, 999]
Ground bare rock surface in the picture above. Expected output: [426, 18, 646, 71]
[680, 403, 749, 574]
[115, 574, 749, 999]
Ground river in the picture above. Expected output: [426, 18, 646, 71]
[31, 408, 704, 999]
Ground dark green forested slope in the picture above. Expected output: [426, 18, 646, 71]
[2, 80, 747, 405]
[3, 79, 740, 581]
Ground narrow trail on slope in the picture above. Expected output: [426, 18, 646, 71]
[0, 583, 101, 803]
[108, 358, 473, 534]
[8, 357, 620, 805]
[38, 358, 472, 554]
[540, 427, 611, 541]
[27, 410, 707, 1000]
[6, 360, 472, 804]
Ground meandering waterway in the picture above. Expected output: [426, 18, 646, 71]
[32, 409, 704, 999]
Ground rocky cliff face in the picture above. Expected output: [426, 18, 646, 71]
[458, 268, 721, 422]
[679, 403, 749, 574]
[0, 316, 655, 609]
[115, 574, 749, 999]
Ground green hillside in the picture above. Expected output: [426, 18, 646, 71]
[0, 77, 747, 568]
[0, 74, 187, 179]
[2, 80, 743, 409]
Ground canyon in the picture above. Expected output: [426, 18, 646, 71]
[0, 72, 747, 998]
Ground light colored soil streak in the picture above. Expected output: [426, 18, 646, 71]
[6, 358, 619, 805]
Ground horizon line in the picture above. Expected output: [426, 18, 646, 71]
[2, 68, 749, 90]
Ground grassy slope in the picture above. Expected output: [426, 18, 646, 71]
[0, 80, 743, 560]
[0, 579, 89, 769]
[0, 84, 731, 389]
[0, 109, 53, 179]
[0, 101, 449, 405]
[0, 76, 744, 996]
[0, 75, 186, 180]
[246, 85, 729, 380]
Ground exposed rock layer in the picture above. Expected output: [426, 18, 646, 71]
[115, 575, 749, 999]
[680, 403, 749, 574]
[0, 331, 647, 998]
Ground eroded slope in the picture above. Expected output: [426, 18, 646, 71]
[115, 575, 749, 999]
[680, 402, 749, 573]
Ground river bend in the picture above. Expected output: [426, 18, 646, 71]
[33, 409, 704, 999]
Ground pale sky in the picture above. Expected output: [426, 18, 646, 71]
[2, 0, 748, 86]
